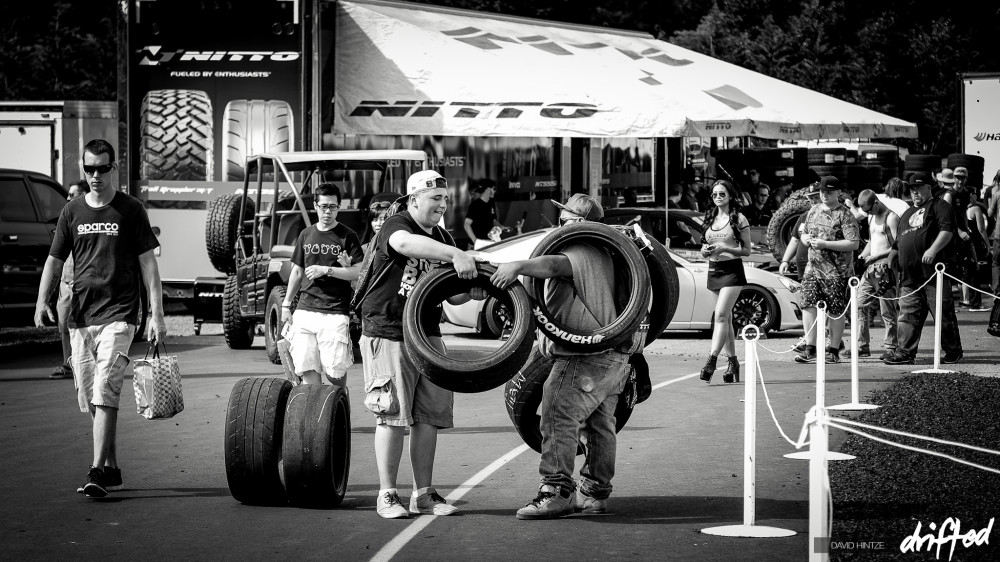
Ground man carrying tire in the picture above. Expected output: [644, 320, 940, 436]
[34, 139, 166, 498]
[281, 183, 364, 386]
[489, 194, 641, 520]
[357, 170, 483, 519]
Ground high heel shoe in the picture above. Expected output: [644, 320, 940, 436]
[723, 356, 740, 384]
[699, 354, 718, 383]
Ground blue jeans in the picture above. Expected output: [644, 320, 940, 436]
[856, 263, 898, 351]
[896, 279, 962, 359]
[538, 351, 630, 500]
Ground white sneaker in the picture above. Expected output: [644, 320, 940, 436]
[516, 485, 576, 520]
[409, 488, 458, 515]
[575, 489, 607, 514]
[376, 490, 409, 519]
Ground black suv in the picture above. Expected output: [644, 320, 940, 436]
[0, 169, 68, 326]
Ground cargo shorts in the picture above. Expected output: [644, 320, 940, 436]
[70, 321, 136, 412]
[360, 335, 453, 428]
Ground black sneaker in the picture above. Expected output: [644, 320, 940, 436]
[794, 347, 817, 364]
[791, 340, 808, 353]
[825, 347, 841, 364]
[882, 353, 914, 365]
[842, 346, 871, 359]
[103, 466, 123, 488]
[942, 351, 963, 364]
[83, 466, 108, 498]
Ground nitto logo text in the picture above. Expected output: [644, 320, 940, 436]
[350, 101, 598, 120]
[137, 46, 300, 66]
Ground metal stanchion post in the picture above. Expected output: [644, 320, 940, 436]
[914, 263, 955, 374]
[830, 277, 879, 411]
[808, 407, 830, 562]
[786, 302, 855, 461]
[702, 325, 796, 538]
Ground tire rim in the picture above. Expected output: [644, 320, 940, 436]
[733, 290, 771, 332]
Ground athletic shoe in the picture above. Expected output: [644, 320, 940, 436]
[103, 466, 123, 488]
[942, 351, 964, 364]
[791, 340, 808, 353]
[825, 347, 841, 364]
[575, 489, 607, 514]
[842, 346, 870, 359]
[794, 347, 817, 364]
[49, 366, 73, 380]
[879, 350, 896, 362]
[410, 488, 458, 516]
[882, 353, 914, 365]
[83, 467, 108, 498]
[516, 485, 576, 520]
[376, 491, 409, 519]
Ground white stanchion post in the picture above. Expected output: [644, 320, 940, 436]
[830, 277, 879, 411]
[786, 302, 855, 461]
[808, 407, 830, 562]
[914, 263, 955, 374]
[702, 325, 796, 538]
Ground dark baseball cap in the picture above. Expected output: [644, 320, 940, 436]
[818, 176, 842, 191]
[552, 193, 604, 221]
[906, 172, 934, 189]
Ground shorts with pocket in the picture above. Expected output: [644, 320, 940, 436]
[288, 310, 354, 382]
[70, 321, 137, 412]
[800, 274, 849, 317]
[360, 335, 453, 428]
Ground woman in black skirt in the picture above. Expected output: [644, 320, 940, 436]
[699, 180, 752, 383]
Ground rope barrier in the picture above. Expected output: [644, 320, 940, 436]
[943, 270, 999, 302]
[754, 353, 807, 448]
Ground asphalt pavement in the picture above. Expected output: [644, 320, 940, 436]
[0, 308, 997, 561]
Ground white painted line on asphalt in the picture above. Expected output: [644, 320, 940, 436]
[369, 443, 532, 562]
[370, 371, 696, 561]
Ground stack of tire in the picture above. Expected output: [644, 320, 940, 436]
[846, 165, 884, 194]
[225, 377, 351, 508]
[902, 154, 943, 182]
[858, 147, 900, 185]
[947, 153, 986, 188]
[807, 147, 848, 180]
[205, 194, 256, 350]
[714, 147, 809, 189]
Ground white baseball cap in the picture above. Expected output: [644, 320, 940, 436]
[406, 170, 447, 196]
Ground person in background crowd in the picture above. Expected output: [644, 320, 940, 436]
[963, 189, 990, 309]
[937, 168, 976, 293]
[361, 192, 404, 256]
[678, 181, 702, 212]
[848, 190, 900, 360]
[743, 184, 773, 227]
[989, 172, 1000, 295]
[281, 183, 363, 387]
[488, 194, 642, 520]
[698, 180, 751, 383]
[885, 173, 963, 365]
[740, 169, 770, 207]
[794, 176, 860, 365]
[35, 138, 166, 498]
[358, 170, 482, 519]
[464, 179, 502, 250]
[51, 179, 90, 380]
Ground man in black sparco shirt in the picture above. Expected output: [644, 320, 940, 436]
[359, 170, 484, 519]
[884, 173, 962, 365]
[34, 139, 165, 499]
[281, 183, 363, 386]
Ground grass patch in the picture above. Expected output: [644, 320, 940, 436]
[829, 373, 1000, 561]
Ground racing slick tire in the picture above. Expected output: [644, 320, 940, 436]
[206, 194, 254, 275]
[403, 263, 535, 393]
[223, 274, 255, 350]
[225, 377, 293, 506]
[504, 346, 637, 455]
[223, 99, 294, 181]
[282, 384, 351, 508]
[524, 222, 650, 353]
[140, 89, 214, 181]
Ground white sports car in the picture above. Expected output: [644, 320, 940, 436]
[442, 227, 803, 337]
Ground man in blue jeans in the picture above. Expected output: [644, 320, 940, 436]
[489, 194, 643, 519]
[884, 173, 963, 365]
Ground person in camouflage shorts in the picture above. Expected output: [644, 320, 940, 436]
[794, 176, 861, 364]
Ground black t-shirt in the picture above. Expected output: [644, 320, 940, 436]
[291, 223, 364, 315]
[897, 198, 955, 285]
[49, 192, 159, 328]
[744, 204, 773, 227]
[466, 198, 496, 239]
[361, 211, 451, 341]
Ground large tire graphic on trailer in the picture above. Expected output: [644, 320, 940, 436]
[524, 222, 650, 353]
[264, 286, 286, 365]
[140, 89, 214, 181]
[766, 188, 812, 263]
[223, 274, 254, 350]
[282, 384, 351, 508]
[504, 346, 636, 455]
[404, 263, 535, 393]
[206, 194, 254, 275]
[224, 100, 294, 181]
[225, 377, 293, 506]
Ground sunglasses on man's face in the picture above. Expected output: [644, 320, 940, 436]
[83, 163, 114, 175]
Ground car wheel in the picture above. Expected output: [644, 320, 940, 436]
[732, 285, 779, 334]
[282, 384, 350, 508]
[524, 222, 650, 353]
[223, 275, 255, 349]
[403, 263, 535, 393]
[264, 286, 286, 365]
[481, 296, 511, 339]
[224, 377, 292, 506]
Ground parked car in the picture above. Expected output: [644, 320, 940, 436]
[0, 169, 68, 326]
[443, 226, 802, 337]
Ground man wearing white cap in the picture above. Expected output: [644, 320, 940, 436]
[357, 170, 483, 519]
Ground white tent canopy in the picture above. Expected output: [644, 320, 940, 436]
[334, 0, 918, 140]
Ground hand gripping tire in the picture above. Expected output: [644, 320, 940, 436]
[503, 346, 636, 455]
[282, 385, 351, 508]
[206, 194, 254, 275]
[524, 222, 650, 353]
[403, 263, 535, 393]
[225, 377, 293, 506]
